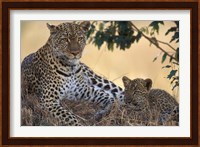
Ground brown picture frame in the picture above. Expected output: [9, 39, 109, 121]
[1, 0, 199, 146]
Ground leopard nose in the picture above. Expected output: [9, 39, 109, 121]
[69, 41, 80, 52]
[71, 51, 79, 56]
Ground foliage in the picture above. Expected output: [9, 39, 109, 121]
[22, 94, 177, 126]
[165, 21, 179, 43]
[163, 21, 179, 90]
[87, 21, 179, 90]
[147, 21, 179, 90]
[149, 21, 164, 35]
[87, 21, 142, 50]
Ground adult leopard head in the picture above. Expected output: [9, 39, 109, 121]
[46, 21, 90, 66]
[122, 76, 152, 104]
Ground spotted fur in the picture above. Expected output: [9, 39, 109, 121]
[122, 76, 179, 125]
[21, 21, 124, 126]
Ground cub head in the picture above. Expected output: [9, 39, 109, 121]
[47, 21, 90, 66]
[122, 76, 152, 104]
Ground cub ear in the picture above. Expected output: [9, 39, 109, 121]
[46, 23, 58, 34]
[122, 76, 131, 87]
[80, 21, 90, 32]
[145, 78, 152, 91]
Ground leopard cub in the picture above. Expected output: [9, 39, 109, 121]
[122, 76, 179, 126]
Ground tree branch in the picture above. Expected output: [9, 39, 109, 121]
[130, 23, 177, 62]
[156, 40, 176, 51]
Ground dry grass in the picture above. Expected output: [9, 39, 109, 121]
[21, 72, 178, 126]
[21, 94, 178, 126]
[21, 95, 60, 126]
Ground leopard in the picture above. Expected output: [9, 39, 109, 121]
[122, 76, 179, 126]
[21, 21, 124, 126]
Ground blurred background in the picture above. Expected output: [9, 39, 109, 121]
[21, 20, 179, 101]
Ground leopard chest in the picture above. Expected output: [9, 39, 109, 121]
[56, 71, 89, 101]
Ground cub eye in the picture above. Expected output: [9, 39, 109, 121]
[60, 38, 69, 43]
[132, 91, 136, 96]
[60, 39, 65, 43]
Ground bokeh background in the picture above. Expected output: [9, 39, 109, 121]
[21, 21, 179, 101]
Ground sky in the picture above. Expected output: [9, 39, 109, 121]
[21, 20, 179, 101]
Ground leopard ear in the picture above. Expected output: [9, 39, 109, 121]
[80, 21, 90, 32]
[145, 78, 152, 91]
[46, 23, 58, 34]
[122, 76, 131, 88]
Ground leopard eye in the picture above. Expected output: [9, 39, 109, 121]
[78, 36, 84, 42]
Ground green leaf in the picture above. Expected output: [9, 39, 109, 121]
[98, 39, 104, 48]
[162, 65, 171, 68]
[171, 76, 179, 84]
[175, 47, 179, 62]
[167, 70, 177, 79]
[153, 57, 158, 62]
[146, 27, 149, 34]
[140, 27, 149, 34]
[151, 37, 159, 46]
[159, 21, 164, 25]
[149, 21, 164, 34]
[149, 21, 164, 27]
[169, 56, 173, 62]
[99, 23, 104, 31]
[172, 62, 179, 65]
[172, 81, 179, 90]
[165, 27, 177, 36]
[107, 42, 114, 50]
[140, 27, 145, 32]
[162, 53, 167, 63]
[135, 32, 142, 42]
[170, 32, 179, 43]
[86, 24, 95, 39]
[87, 37, 93, 44]
[174, 21, 179, 27]
[150, 31, 154, 36]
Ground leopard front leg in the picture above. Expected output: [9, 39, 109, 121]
[41, 94, 81, 126]
[82, 86, 115, 121]
[94, 98, 113, 121]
